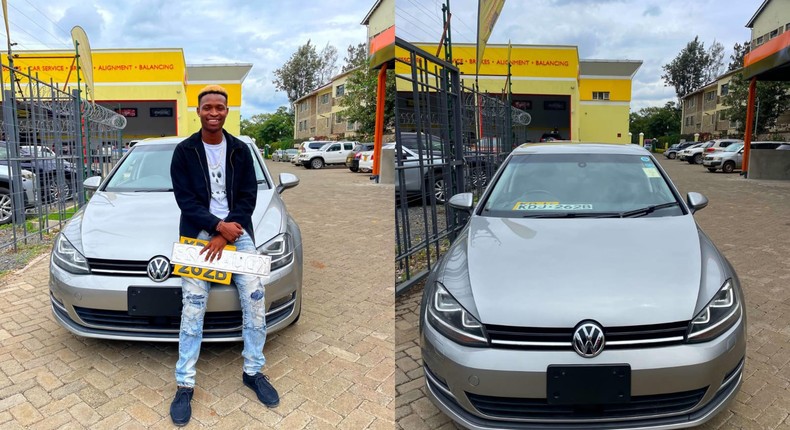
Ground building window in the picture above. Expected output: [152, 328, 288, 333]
[756, 35, 764, 45]
[320, 94, 329, 104]
[770, 29, 779, 39]
[336, 84, 345, 97]
[325, 117, 330, 127]
[335, 113, 343, 123]
[786, 23, 790, 32]
[705, 91, 715, 101]
[687, 98, 695, 108]
[720, 84, 728, 96]
[592, 91, 609, 100]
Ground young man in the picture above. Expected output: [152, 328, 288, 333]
[169, 85, 278, 426]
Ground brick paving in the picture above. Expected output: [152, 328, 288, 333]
[395, 156, 790, 429]
[0, 161, 395, 429]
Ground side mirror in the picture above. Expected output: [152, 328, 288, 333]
[448, 192, 474, 213]
[687, 192, 708, 213]
[276, 172, 299, 194]
[84, 176, 101, 191]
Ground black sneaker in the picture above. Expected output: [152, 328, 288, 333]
[170, 386, 194, 426]
[242, 372, 279, 408]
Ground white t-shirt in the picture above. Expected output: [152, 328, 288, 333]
[203, 137, 229, 219]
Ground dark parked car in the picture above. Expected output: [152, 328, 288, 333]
[664, 141, 696, 159]
[346, 142, 375, 172]
[0, 142, 86, 202]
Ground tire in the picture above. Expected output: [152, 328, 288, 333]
[349, 166, 358, 172]
[722, 161, 735, 173]
[707, 168, 717, 173]
[667, 152, 676, 159]
[433, 177, 446, 203]
[692, 153, 703, 164]
[310, 158, 324, 169]
[0, 187, 11, 225]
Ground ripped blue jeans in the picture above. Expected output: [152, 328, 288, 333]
[175, 229, 266, 388]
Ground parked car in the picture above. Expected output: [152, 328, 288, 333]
[271, 149, 285, 162]
[282, 148, 298, 162]
[357, 147, 376, 173]
[685, 139, 742, 164]
[664, 141, 696, 159]
[0, 142, 94, 202]
[703, 142, 744, 173]
[293, 140, 331, 165]
[346, 142, 375, 172]
[49, 135, 303, 341]
[539, 132, 563, 142]
[297, 141, 356, 169]
[749, 141, 785, 150]
[677, 142, 703, 161]
[420, 143, 745, 429]
[0, 165, 37, 225]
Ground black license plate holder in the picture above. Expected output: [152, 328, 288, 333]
[547, 365, 631, 405]
[128, 287, 182, 316]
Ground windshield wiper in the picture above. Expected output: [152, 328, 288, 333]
[616, 202, 680, 218]
[522, 212, 618, 219]
[134, 188, 174, 192]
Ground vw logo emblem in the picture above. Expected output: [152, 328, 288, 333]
[147, 256, 172, 282]
[573, 321, 605, 358]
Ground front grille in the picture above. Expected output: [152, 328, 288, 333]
[486, 321, 688, 350]
[467, 387, 708, 420]
[87, 258, 150, 275]
[74, 306, 241, 331]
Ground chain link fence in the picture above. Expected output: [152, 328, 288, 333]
[395, 38, 530, 295]
[1, 64, 126, 253]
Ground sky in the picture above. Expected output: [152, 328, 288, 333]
[396, 0, 765, 112]
[0, 0, 372, 117]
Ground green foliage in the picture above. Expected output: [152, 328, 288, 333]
[722, 72, 790, 135]
[342, 43, 367, 73]
[339, 52, 395, 139]
[728, 41, 749, 72]
[273, 40, 324, 104]
[629, 101, 681, 140]
[662, 37, 723, 100]
[240, 107, 294, 149]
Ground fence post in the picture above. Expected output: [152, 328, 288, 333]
[72, 89, 87, 206]
[2, 90, 26, 226]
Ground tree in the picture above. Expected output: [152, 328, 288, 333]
[339, 50, 395, 138]
[342, 43, 367, 73]
[629, 102, 682, 140]
[727, 41, 749, 72]
[273, 40, 323, 104]
[703, 40, 724, 83]
[258, 106, 294, 148]
[722, 72, 790, 136]
[662, 36, 710, 100]
[317, 42, 338, 85]
[240, 113, 271, 143]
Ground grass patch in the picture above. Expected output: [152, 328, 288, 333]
[46, 207, 78, 221]
[0, 236, 53, 278]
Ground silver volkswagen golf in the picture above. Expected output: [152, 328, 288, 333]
[420, 143, 745, 429]
[49, 136, 303, 341]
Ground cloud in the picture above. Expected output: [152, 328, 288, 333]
[643, 5, 661, 17]
[56, 4, 105, 41]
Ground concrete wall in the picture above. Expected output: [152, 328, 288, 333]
[749, 149, 790, 180]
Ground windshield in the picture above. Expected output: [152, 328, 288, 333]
[481, 153, 681, 218]
[104, 143, 269, 192]
[724, 143, 743, 152]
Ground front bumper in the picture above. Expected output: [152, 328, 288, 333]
[421, 313, 745, 429]
[49, 254, 302, 342]
[703, 160, 721, 168]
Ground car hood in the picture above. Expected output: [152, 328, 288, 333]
[69, 189, 283, 261]
[445, 215, 705, 328]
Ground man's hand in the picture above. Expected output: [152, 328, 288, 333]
[200, 235, 228, 263]
[217, 220, 244, 243]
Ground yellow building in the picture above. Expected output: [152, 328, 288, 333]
[2, 48, 251, 142]
[398, 43, 641, 143]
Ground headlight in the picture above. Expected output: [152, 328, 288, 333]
[52, 234, 90, 274]
[426, 282, 488, 347]
[687, 279, 741, 343]
[256, 233, 293, 271]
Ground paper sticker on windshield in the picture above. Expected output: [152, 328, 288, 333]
[513, 202, 593, 211]
[643, 167, 661, 178]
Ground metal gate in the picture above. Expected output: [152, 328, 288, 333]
[395, 37, 531, 295]
[1, 64, 126, 251]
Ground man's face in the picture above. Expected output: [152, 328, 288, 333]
[197, 93, 228, 133]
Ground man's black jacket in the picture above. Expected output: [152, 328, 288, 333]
[170, 129, 257, 242]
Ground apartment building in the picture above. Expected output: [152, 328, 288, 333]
[680, 69, 740, 137]
[293, 68, 360, 141]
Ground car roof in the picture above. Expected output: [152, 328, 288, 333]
[511, 142, 651, 156]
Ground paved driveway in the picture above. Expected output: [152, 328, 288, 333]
[0, 160, 395, 429]
[396, 155, 790, 429]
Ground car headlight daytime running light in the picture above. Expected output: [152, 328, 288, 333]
[427, 282, 488, 347]
[256, 233, 294, 271]
[52, 234, 90, 274]
[687, 279, 741, 343]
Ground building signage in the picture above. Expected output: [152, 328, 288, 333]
[544, 101, 567, 111]
[150, 107, 173, 117]
[114, 108, 137, 117]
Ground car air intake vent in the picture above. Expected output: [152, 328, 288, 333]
[466, 387, 708, 420]
[74, 307, 242, 331]
[87, 258, 149, 276]
[485, 321, 688, 350]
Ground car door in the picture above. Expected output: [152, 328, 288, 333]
[324, 143, 342, 163]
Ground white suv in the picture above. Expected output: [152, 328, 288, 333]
[292, 140, 331, 165]
[298, 141, 356, 169]
[686, 139, 742, 164]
